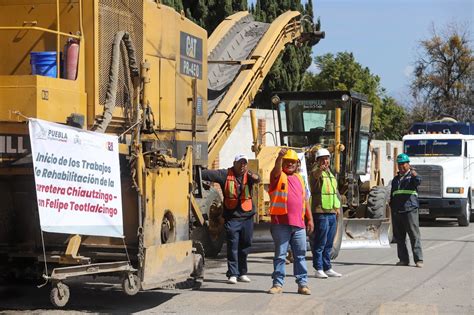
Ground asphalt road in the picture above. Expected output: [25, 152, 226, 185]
[1, 219, 473, 314]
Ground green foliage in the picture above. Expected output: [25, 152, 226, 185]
[410, 23, 473, 122]
[379, 97, 409, 140]
[253, 0, 313, 107]
[161, 0, 183, 11]
[303, 52, 408, 140]
[162, 0, 247, 34]
[170, 0, 247, 34]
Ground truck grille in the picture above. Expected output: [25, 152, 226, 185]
[412, 164, 443, 198]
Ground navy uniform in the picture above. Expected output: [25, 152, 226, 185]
[390, 153, 423, 267]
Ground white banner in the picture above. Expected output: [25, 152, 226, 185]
[29, 119, 123, 237]
[297, 152, 311, 198]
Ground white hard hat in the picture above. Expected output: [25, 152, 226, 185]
[234, 153, 248, 162]
[315, 148, 331, 159]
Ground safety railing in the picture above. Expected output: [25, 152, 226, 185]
[0, 0, 84, 78]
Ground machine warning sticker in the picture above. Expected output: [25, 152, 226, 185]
[180, 32, 203, 79]
[196, 97, 203, 116]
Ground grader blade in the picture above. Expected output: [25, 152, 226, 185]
[341, 218, 391, 249]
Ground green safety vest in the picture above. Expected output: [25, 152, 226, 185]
[321, 171, 341, 211]
[392, 189, 418, 196]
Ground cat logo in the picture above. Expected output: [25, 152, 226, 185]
[186, 36, 197, 59]
[180, 32, 202, 79]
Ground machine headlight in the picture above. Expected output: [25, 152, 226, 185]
[446, 187, 464, 194]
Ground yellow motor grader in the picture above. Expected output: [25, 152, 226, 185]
[249, 91, 392, 258]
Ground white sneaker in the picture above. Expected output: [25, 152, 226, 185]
[227, 276, 237, 284]
[315, 270, 328, 279]
[238, 275, 251, 283]
[325, 269, 342, 277]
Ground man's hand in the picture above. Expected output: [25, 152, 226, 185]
[306, 220, 314, 234]
[278, 148, 288, 158]
[319, 159, 329, 171]
[410, 168, 417, 177]
[271, 148, 287, 179]
[247, 170, 260, 182]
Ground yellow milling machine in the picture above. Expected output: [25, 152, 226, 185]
[0, 0, 323, 307]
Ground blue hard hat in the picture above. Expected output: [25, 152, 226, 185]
[397, 153, 410, 163]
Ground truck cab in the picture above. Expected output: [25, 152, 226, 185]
[403, 122, 474, 226]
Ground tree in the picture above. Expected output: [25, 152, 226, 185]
[379, 97, 410, 140]
[252, 0, 314, 107]
[410, 23, 473, 122]
[163, 1, 247, 34]
[303, 52, 408, 140]
[161, 0, 183, 11]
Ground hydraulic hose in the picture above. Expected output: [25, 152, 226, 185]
[93, 31, 139, 133]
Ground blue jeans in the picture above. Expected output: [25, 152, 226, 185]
[225, 218, 253, 277]
[270, 224, 308, 287]
[312, 213, 337, 271]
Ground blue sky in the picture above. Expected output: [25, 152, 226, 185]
[249, 0, 473, 101]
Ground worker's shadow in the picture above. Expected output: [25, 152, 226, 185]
[197, 287, 266, 294]
[246, 257, 274, 264]
[419, 219, 459, 227]
[0, 283, 178, 312]
[332, 261, 396, 267]
[203, 272, 271, 283]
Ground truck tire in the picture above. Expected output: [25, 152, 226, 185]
[458, 198, 470, 227]
[469, 191, 474, 223]
[191, 187, 225, 257]
[367, 186, 389, 219]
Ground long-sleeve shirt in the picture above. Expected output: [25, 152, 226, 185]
[309, 165, 340, 214]
[390, 171, 422, 213]
[201, 168, 259, 221]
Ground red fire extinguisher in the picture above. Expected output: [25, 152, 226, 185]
[64, 38, 79, 80]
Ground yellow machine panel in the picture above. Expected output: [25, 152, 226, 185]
[0, 75, 86, 123]
[159, 58, 176, 130]
[141, 241, 194, 290]
[143, 167, 192, 247]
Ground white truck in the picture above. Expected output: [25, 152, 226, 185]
[402, 121, 474, 226]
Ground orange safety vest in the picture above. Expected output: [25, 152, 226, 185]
[269, 172, 306, 218]
[224, 168, 253, 211]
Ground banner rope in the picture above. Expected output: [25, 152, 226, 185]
[37, 230, 50, 288]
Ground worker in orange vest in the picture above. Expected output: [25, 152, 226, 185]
[267, 148, 314, 295]
[202, 153, 260, 284]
